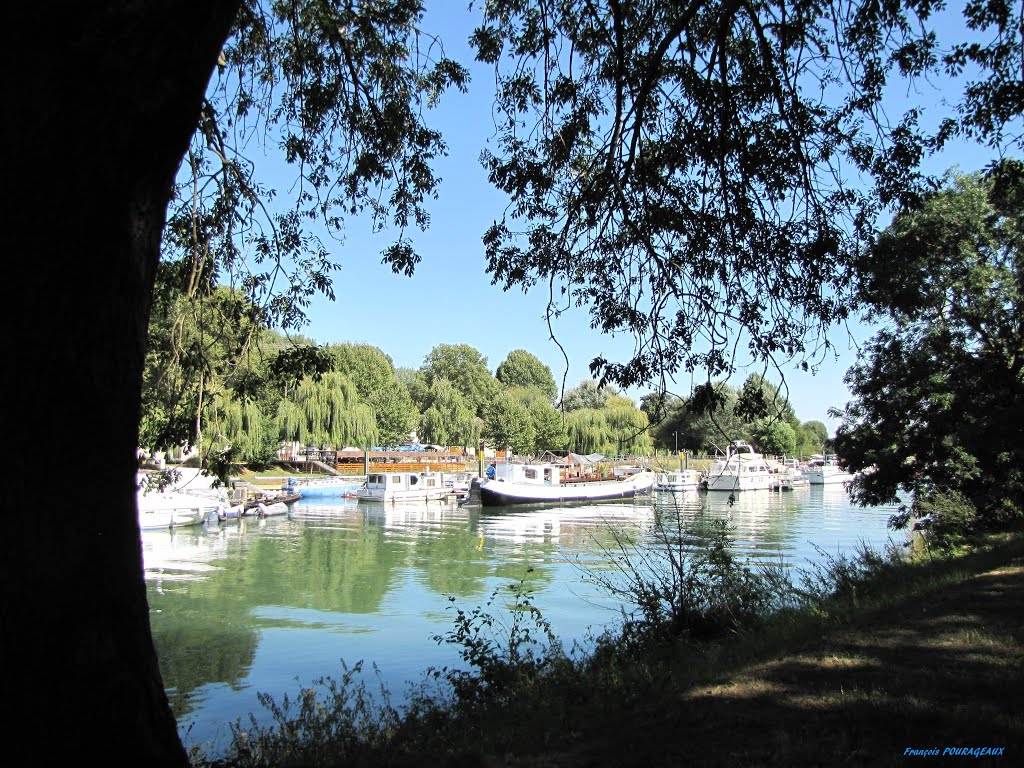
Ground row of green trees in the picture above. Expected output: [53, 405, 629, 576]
[142, 284, 836, 463]
[141, 309, 664, 461]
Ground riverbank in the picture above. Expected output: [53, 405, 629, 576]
[196, 526, 1022, 767]
[514, 532, 1023, 767]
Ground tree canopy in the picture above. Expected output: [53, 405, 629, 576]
[495, 348, 559, 401]
[644, 375, 825, 456]
[834, 160, 1024, 528]
[420, 343, 502, 417]
[473, 0, 1023, 393]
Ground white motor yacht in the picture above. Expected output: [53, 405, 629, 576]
[705, 442, 775, 492]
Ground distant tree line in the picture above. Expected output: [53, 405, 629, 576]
[641, 374, 830, 458]
[142, 283, 835, 464]
[140, 304, 663, 462]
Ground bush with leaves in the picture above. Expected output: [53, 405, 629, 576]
[192, 661, 398, 768]
[589, 517, 796, 649]
[427, 574, 566, 713]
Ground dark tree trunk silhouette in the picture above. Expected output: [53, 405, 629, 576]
[3, 4, 241, 764]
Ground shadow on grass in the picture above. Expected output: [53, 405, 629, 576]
[555, 559, 1023, 767]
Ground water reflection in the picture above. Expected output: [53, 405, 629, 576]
[147, 487, 901, 757]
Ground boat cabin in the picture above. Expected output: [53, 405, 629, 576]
[366, 471, 446, 492]
[491, 463, 561, 486]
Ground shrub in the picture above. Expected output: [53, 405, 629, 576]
[428, 572, 566, 711]
[192, 661, 396, 768]
[913, 490, 979, 549]
[588, 517, 797, 648]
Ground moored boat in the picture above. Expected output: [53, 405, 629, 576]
[654, 469, 703, 492]
[804, 456, 855, 486]
[704, 442, 775, 492]
[256, 501, 290, 517]
[356, 471, 466, 504]
[479, 462, 656, 507]
[136, 488, 218, 530]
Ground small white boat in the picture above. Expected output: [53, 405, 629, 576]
[356, 471, 465, 504]
[136, 488, 218, 530]
[479, 463, 656, 507]
[256, 501, 290, 517]
[804, 456, 855, 486]
[217, 504, 246, 520]
[136, 468, 228, 529]
[704, 442, 775, 492]
[764, 459, 805, 490]
[654, 469, 703, 492]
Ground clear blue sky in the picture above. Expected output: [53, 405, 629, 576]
[265, 5, 1006, 434]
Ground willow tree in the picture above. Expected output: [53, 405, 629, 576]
[565, 408, 612, 455]
[204, 392, 278, 465]
[276, 371, 378, 448]
[142, 284, 265, 456]
[604, 395, 653, 456]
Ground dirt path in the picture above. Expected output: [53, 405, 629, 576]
[526, 556, 1024, 767]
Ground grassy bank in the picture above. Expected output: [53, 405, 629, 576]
[194, 526, 1023, 768]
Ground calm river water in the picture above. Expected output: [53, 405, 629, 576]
[143, 484, 904, 757]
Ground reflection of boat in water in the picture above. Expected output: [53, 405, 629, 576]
[704, 442, 775, 492]
[286, 498, 362, 523]
[480, 463, 656, 506]
[481, 502, 655, 546]
[139, 525, 228, 585]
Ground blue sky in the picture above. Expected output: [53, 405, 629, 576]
[274, 4, 1010, 434]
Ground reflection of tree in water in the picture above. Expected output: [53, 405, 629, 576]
[150, 520, 403, 717]
[150, 592, 258, 720]
[408, 521, 494, 597]
[268, 525, 397, 614]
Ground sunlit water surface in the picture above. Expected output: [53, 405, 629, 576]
[143, 485, 902, 757]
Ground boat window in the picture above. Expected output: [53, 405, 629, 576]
[426, 478, 436, 487]
[525, 468, 537, 480]
[410, 475, 418, 486]
[544, 468, 552, 480]
[391, 475, 399, 484]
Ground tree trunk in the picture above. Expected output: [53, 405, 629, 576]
[2, 4, 240, 764]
